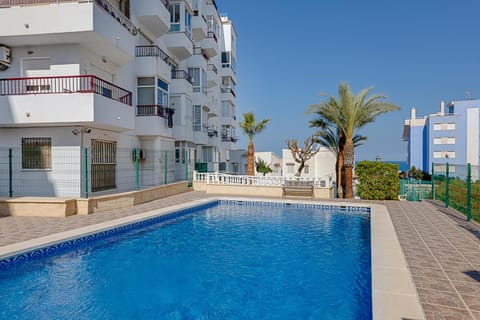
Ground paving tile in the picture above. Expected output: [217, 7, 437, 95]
[460, 294, 480, 312]
[423, 303, 474, 320]
[417, 288, 466, 309]
[412, 275, 457, 292]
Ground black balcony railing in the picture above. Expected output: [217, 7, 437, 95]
[171, 70, 193, 84]
[136, 45, 174, 65]
[193, 47, 209, 60]
[221, 87, 236, 97]
[221, 136, 237, 143]
[207, 64, 218, 74]
[0, 75, 132, 105]
[136, 105, 174, 128]
[207, 31, 218, 43]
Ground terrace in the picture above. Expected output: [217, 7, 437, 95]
[0, 75, 134, 130]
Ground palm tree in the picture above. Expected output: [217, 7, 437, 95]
[309, 83, 399, 198]
[239, 112, 270, 176]
[315, 127, 367, 197]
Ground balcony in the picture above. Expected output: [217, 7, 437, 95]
[189, 46, 208, 70]
[221, 87, 236, 97]
[193, 46, 209, 61]
[207, 63, 218, 88]
[201, 31, 219, 58]
[0, 0, 137, 64]
[0, 75, 134, 131]
[221, 135, 238, 143]
[170, 70, 192, 95]
[133, 0, 170, 38]
[135, 104, 174, 136]
[135, 45, 173, 80]
[163, 30, 193, 61]
[191, 11, 207, 42]
[193, 124, 209, 145]
[207, 127, 218, 138]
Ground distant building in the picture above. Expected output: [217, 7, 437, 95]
[282, 147, 335, 182]
[254, 151, 282, 176]
[403, 99, 480, 174]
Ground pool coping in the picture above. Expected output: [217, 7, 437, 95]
[0, 197, 425, 320]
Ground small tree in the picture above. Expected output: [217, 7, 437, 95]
[255, 158, 273, 176]
[356, 161, 399, 200]
[408, 166, 431, 181]
[286, 135, 319, 176]
[239, 112, 270, 176]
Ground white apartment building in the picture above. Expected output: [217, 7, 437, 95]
[282, 147, 336, 183]
[0, 0, 237, 197]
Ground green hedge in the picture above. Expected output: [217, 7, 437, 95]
[356, 161, 399, 200]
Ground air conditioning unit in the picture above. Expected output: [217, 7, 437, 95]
[0, 45, 11, 71]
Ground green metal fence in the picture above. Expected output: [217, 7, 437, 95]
[432, 162, 478, 222]
[399, 179, 432, 201]
[0, 147, 191, 198]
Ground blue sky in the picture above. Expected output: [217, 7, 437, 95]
[219, 0, 480, 161]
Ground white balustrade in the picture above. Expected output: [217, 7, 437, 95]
[193, 171, 333, 188]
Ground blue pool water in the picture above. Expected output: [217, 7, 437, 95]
[0, 202, 371, 319]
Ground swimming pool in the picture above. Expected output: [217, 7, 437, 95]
[0, 200, 371, 319]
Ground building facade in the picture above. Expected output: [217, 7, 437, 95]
[282, 148, 336, 182]
[403, 99, 480, 175]
[0, 0, 238, 197]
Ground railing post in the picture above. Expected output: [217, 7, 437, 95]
[8, 148, 12, 198]
[84, 147, 89, 199]
[445, 162, 449, 208]
[467, 163, 472, 222]
[135, 147, 139, 191]
[431, 162, 435, 200]
[164, 150, 168, 185]
[185, 149, 189, 182]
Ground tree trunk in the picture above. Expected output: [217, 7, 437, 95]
[247, 141, 254, 176]
[336, 152, 343, 198]
[343, 138, 355, 199]
[337, 134, 346, 198]
[296, 160, 305, 177]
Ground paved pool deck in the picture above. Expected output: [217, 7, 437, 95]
[0, 192, 479, 320]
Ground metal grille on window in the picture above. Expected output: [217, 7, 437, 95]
[91, 140, 117, 192]
[22, 137, 51, 169]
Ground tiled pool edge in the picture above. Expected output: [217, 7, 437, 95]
[371, 204, 425, 320]
[0, 197, 220, 263]
[0, 197, 424, 320]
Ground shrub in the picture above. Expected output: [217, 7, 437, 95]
[356, 161, 399, 200]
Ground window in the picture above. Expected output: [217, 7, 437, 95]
[22, 137, 51, 169]
[188, 67, 200, 92]
[137, 77, 169, 107]
[188, 68, 206, 94]
[169, 3, 181, 31]
[433, 123, 456, 131]
[193, 105, 201, 131]
[185, 9, 192, 38]
[221, 51, 230, 68]
[222, 100, 231, 117]
[433, 137, 456, 145]
[91, 140, 116, 192]
[286, 163, 295, 174]
[157, 79, 169, 107]
[304, 166, 309, 174]
[433, 151, 456, 159]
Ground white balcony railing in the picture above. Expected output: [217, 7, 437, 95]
[193, 172, 333, 188]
